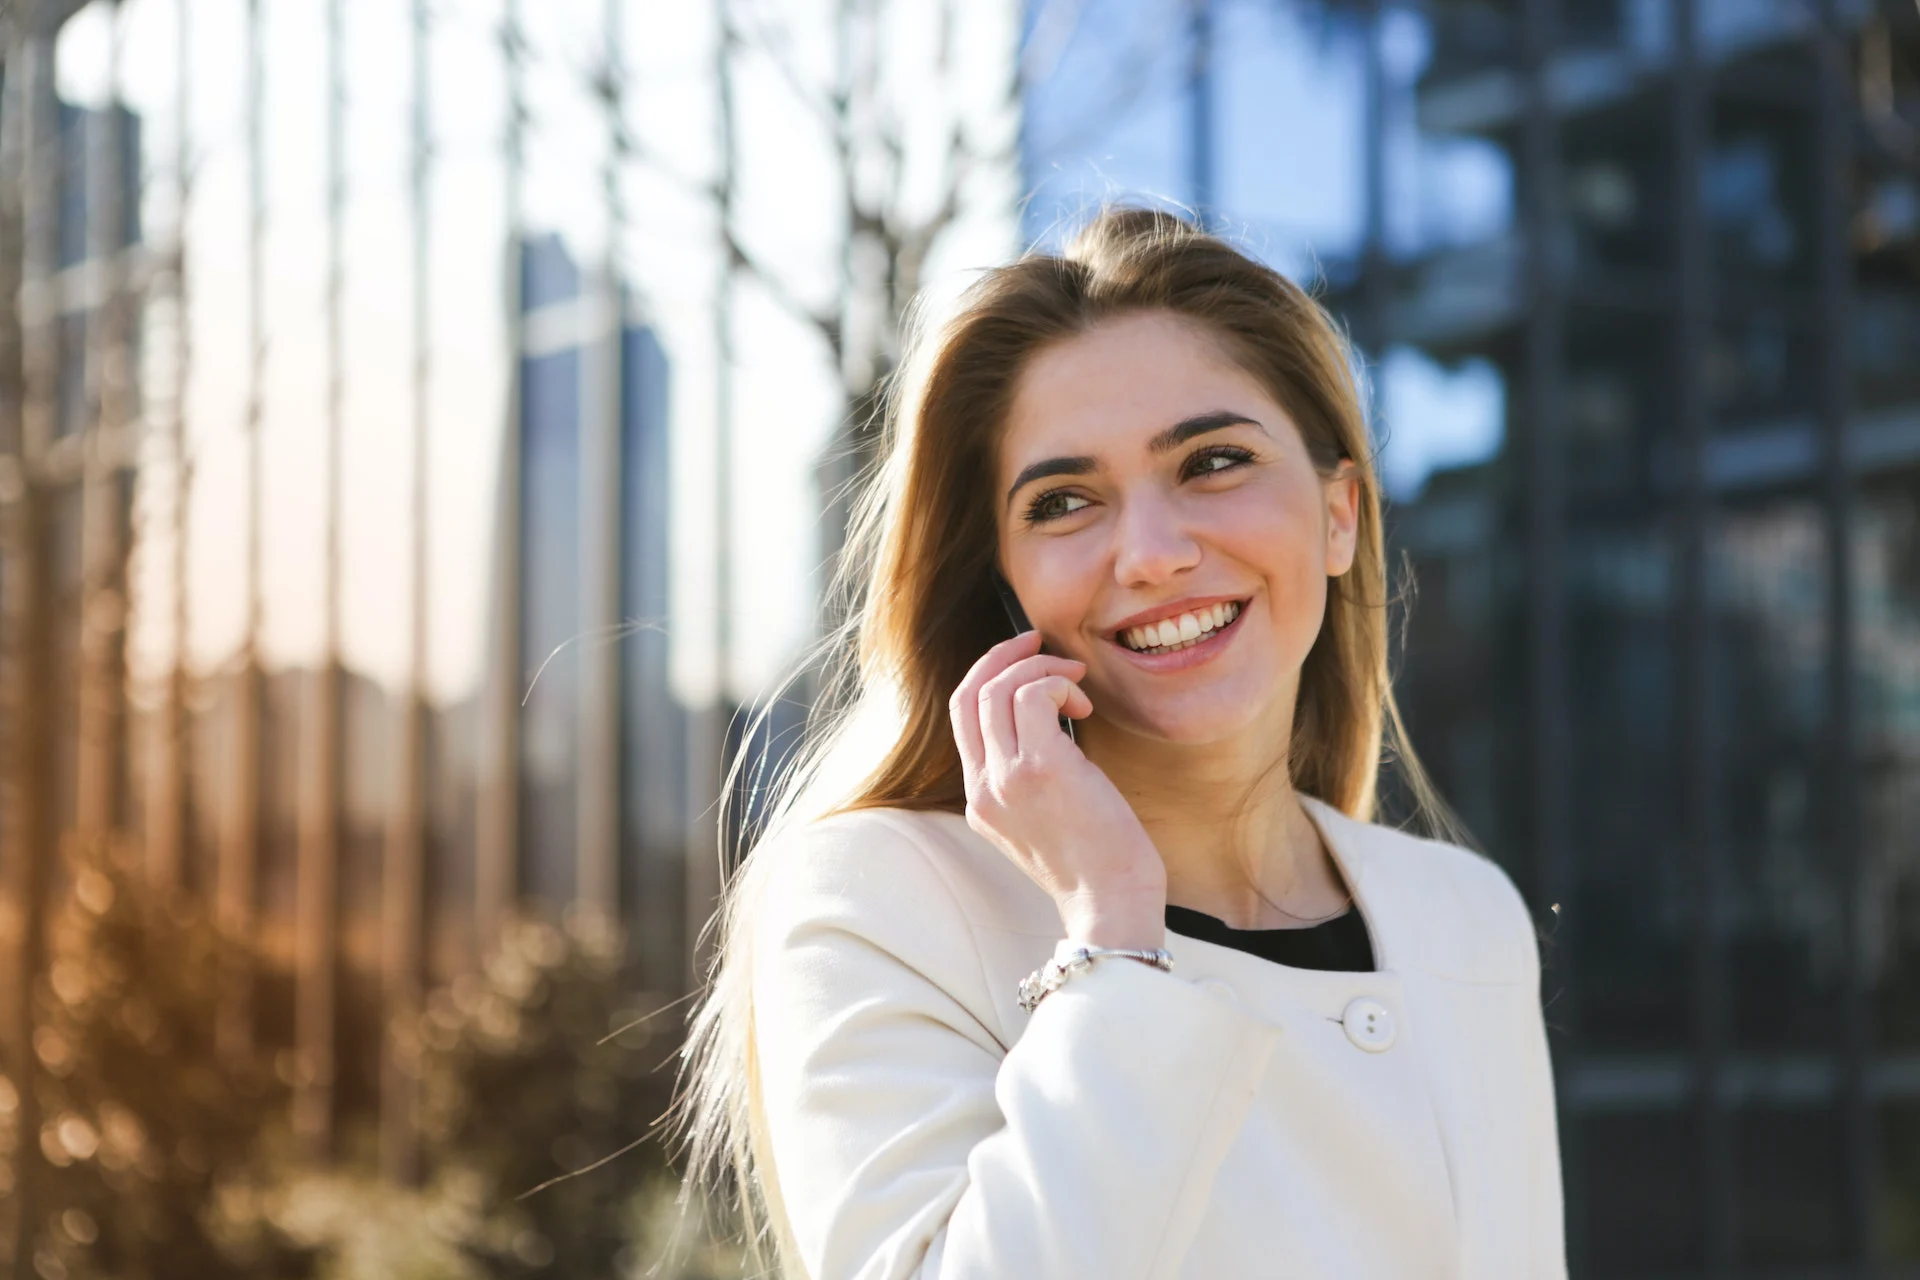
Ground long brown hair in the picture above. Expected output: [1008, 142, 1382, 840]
[663, 205, 1456, 1277]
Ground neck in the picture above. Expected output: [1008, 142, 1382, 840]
[1078, 710, 1349, 931]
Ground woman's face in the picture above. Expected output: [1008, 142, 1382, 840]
[994, 308, 1359, 747]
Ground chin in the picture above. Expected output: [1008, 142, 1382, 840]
[1106, 681, 1281, 746]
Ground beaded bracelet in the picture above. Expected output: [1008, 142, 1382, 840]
[1018, 943, 1175, 1013]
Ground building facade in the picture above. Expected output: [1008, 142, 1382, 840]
[1022, 0, 1920, 1270]
[485, 232, 686, 993]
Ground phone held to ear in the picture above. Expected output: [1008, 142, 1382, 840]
[991, 570, 1078, 744]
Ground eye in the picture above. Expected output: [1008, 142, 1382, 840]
[1022, 489, 1091, 524]
[1184, 444, 1256, 478]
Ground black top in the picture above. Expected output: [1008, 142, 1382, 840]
[1165, 901, 1376, 972]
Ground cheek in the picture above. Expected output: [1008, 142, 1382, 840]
[1216, 489, 1331, 644]
[1215, 483, 1324, 578]
[1019, 547, 1106, 655]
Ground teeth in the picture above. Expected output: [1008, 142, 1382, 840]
[1121, 601, 1242, 653]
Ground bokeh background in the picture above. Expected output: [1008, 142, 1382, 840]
[0, 0, 1917, 1274]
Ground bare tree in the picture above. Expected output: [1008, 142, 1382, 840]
[712, 0, 1189, 574]
[721, 0, 1023, 561]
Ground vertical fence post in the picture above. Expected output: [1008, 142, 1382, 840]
[0, 21, 58, 1273]
[295, 0, 347, 1161]
[479, 0, 526, 963]
[381, 0, 432, 1186]
[76, 0, 132, 846]
[685, 0, 739, 999]
[148, 0, 193, 896]
[577, 0, 625, 927]
[218, 0, 266, 1065]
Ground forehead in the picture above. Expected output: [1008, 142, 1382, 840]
[1000, 311, 1276, 470]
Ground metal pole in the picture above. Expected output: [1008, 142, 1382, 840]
[686, 0, 739, 997]
[1357, 0, 1388, 413]
[1671, 0, 1731, 1267]
[1518, 0, 1580, 1253]
[576, 0, 625, 923]
[1187, 0, 1212, 223]
[76, 0, 132, 843]
[479, 0, 526, 958]
[148, 0, 193, 894]
[295, 0, 346, 1161]
[219, 0, 267, 1063]
[0, 20, 60, 1272]
[1812, 0, 1872, 1265]
[382, 0, 431, 1186]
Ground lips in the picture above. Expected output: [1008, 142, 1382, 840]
[1105, 594, 1251, 644]
[1102, 594, 1252, 673]
[1116, 600, 1245, 653]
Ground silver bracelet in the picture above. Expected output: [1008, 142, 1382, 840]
[1018, 943, 1175, 1013]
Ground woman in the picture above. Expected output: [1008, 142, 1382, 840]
[671, 206, 1565, 1279]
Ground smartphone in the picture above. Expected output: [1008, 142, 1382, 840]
[990, 569, 1078, 744]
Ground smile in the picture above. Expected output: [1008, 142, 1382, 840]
[1115, 600, 1245, 655]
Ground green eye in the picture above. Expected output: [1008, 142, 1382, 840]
[1022, 446, 1253, 524]
[1185, 445, 1255, 477]
[1024, 490, 1090, 523]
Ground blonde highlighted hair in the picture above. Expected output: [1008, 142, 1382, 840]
[663, 206, 1457, 1277]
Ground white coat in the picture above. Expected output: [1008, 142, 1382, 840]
[749, 792, 1567, 1280]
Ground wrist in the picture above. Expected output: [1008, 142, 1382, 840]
[1058, 891, 1166, 951]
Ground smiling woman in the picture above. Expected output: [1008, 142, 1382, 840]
[668, 206, 1565, 1280]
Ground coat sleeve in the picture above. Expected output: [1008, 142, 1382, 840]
[749, 812, 1282, 1280]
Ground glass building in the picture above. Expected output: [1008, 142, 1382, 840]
[482, 232, 686, 991]
[1023, 0, 1920, 1270]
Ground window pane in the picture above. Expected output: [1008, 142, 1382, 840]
[1568, 522, 1687, 1051]
[1882, 1101, 1920, 1262]
[1578, 1107, 1704, 1275]
[1713, 500, 1844, 1050]
[1733, 1105, 1846, 1265]
[1861, 476, 1920, 1049]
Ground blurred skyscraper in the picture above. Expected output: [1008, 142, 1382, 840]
[1022, 0, 1920, 1270]
[485, 232, 685, 990]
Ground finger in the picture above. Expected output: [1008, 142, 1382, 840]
[952, 630, 1043, 717]
[978, 665, 1020, 779]
[985, 652, 1087, 692]
[1012, 676, 1088, 754]
[950, 632, 1047, 780]
[967, 644, 1075, 756]
[952, 637, 1059, 786]
[949, 679, 986, 783]
[1060, 682, 1094, 720]
[977, 655, 1085, 767]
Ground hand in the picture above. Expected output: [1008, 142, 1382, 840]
[948, 630, 1167, 950]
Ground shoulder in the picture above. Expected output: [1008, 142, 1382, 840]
[746, 806, 1055, 1004]
[746, 806, 1049, 1050]
[749, 808, 956, 946]
[1307, 796, 1544, 984]
[751, 805, 1060, 945]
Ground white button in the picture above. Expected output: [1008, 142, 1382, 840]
[1342, 997, 1396, 1053]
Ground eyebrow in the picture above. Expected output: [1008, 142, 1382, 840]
[1003, 410, 1267, 509]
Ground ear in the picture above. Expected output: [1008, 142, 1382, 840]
[1323, 460, 1361, 578]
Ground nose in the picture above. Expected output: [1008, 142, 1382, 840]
[1110, 491, 1201, 586]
